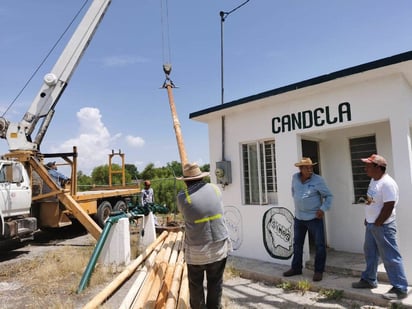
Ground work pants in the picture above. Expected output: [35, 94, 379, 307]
[291, 217, 326, 273]
[362, 221, 408, 292]
[187, 257, 227, 309]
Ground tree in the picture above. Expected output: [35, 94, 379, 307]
[125, 164, 139, 181]
[140, 163, 155, 181]
[77, 161, 210, 213]
[200, 163, 210, 172]
[166, 161, 182, 178]
[77, 171, 93, 191]
[91, 164, 132, 185]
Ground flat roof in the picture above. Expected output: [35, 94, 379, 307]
[190, 50, 412, 119]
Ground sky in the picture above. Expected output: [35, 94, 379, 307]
[1, 1, 412, 175]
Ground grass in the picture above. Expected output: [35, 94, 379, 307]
[223, 262, 241, 280]
[277, 279, 312, 295]
[0, 238, 129, 308]
[319, 288, 344, 301]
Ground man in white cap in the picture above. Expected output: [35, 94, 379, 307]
[283, 157, 333, 282]
[352, 154, 408, 300]
[176, 162, 232, 309]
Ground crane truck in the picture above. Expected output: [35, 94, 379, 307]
[0, 0, 140, 244]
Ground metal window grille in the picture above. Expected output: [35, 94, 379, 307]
[242, 140, 277, 205]
[349, 135, 376, 203]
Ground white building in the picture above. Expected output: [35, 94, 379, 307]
[190, 51, 412, 280]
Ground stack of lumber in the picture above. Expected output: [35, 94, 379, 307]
[83, 231, 189, 309]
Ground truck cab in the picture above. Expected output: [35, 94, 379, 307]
[0, 160, 34, 240]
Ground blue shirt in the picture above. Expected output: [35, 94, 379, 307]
[291, 172, 333, 220]
[48, 169, 69, 188]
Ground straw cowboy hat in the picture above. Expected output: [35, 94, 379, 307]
[294, 157, 318, 167]
[178, 162, 209, 181]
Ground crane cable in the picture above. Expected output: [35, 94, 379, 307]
[160, 0, 174, 85]
[1, 0, 90, 118]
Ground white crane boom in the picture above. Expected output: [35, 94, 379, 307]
[0, 0, 112, 151]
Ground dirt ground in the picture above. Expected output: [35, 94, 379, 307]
[0, 226, 388, 309]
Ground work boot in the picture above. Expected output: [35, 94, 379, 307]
[313, 272, 323, 282]
[351, 279, 377, 289]
[283, 268, 302, 277]
[382, 287, 407, 300]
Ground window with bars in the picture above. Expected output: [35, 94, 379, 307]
[242, 140, 278, 205]
[349, 135, 377, 203]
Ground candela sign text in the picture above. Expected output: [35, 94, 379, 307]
[272, 102, 351, 134]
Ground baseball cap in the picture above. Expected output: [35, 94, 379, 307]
[361, 154, 387, 167]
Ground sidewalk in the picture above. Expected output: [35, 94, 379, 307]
[227, 249, 412, 308]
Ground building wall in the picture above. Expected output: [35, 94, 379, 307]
[203, 70, 412, 279]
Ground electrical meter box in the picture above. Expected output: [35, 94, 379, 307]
[215, 161, 232, 185]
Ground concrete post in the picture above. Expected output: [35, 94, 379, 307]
[99, 217, 131, 266]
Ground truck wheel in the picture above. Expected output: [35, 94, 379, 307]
[96, 201, 112, 227]
[114, 200, 127, 213]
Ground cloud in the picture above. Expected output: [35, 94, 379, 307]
[49, 107, 146, 175]
[100, 55, 148, 67]
[126, 135, 145, 147]
[51, 107, 118, 173]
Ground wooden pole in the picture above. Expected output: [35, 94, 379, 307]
[164, 248, 185, 308]
[177, 263, 190, 309]
[83, 231, 168, 309]
[145, 232, 178, 308]
[163, 65, 189, 168]
[132, 232, 175, 309]
[119, 241, 165, 309]
[155, 231, 183, 309]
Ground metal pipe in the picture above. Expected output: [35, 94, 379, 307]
[77, 211, 127, 293]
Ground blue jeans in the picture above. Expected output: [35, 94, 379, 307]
[362, 221, 408, 292]
[187, 258, 227, 309]
[291, 217, 326, 273]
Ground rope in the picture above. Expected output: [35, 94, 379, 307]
[2, 0, 90, 118]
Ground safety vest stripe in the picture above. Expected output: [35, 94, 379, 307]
[184, 189, 192, 204]
[211, 183, 221, 197]
[184, 184, 220, 205]
[194, 213, 222, 224]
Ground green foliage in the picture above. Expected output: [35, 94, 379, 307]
[277, 280, 311, 295]
[319, 288, 344, 300]
[125, 164, 139, 180]
[276, 281, 294, 291]
[77, 171, 93, 191]
[167, 161, 183, 178]
[77, 160, 211, 213]
[91, 164, 132, 186]
[143, 177, 185, 213]
[296, 280, 311, 295]
[200, 163, 210, 172]
[140, 163, 156, 181]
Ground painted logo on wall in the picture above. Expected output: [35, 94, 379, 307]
[224, 206, 242, 250]
[263, 207, 294, 259]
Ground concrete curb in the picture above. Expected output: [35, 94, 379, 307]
[227, 255, 412, 308]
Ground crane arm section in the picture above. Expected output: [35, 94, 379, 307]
[0, 0, 112, 151]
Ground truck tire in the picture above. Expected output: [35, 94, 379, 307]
[114, 200, 127, 213]
[96, 201, 112, 228]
